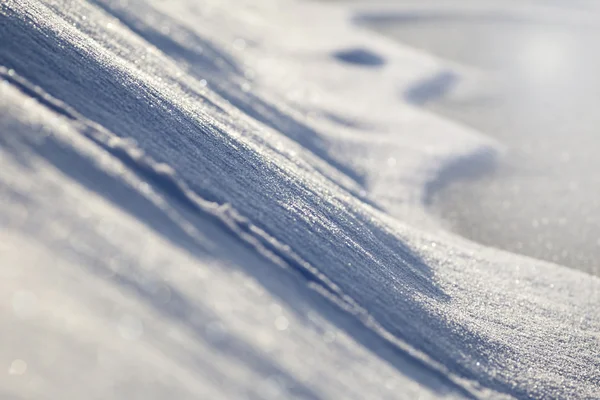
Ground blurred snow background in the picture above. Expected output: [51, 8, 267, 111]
[334, 0, 600, 274]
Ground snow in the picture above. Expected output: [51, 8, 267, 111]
[0, 0, 599, 399]
[351, 0, 600, 274]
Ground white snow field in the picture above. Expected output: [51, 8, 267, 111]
[351, 0, 600, 275]
[0, 0, 598, 399]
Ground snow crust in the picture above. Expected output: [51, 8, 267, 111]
[0, 0, 598, 398]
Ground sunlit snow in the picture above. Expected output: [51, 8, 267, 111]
[0, 0, 598, 399]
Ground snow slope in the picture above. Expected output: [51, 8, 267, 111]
[0, 0, 598, 399]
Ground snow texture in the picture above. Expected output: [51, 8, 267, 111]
[0, 0, 598, 399]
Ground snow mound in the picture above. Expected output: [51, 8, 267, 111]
[1, 0, 598, 399]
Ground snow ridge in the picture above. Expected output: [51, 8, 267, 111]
[1, 0, 599, 399]
[1, 66, 479, 398]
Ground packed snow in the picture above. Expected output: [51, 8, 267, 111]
[0, 0, 598, 399]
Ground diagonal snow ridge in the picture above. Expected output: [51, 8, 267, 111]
[1, 65, 481, 398]
[0, 67, 343, 301]
[2, 70, 468, 400]
[1, 0, 599, 399]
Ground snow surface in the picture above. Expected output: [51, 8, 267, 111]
[0, 0, 598, 399]
[355, 0, 600, 275]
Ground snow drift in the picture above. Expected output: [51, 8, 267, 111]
[0, 0, 598, 399]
